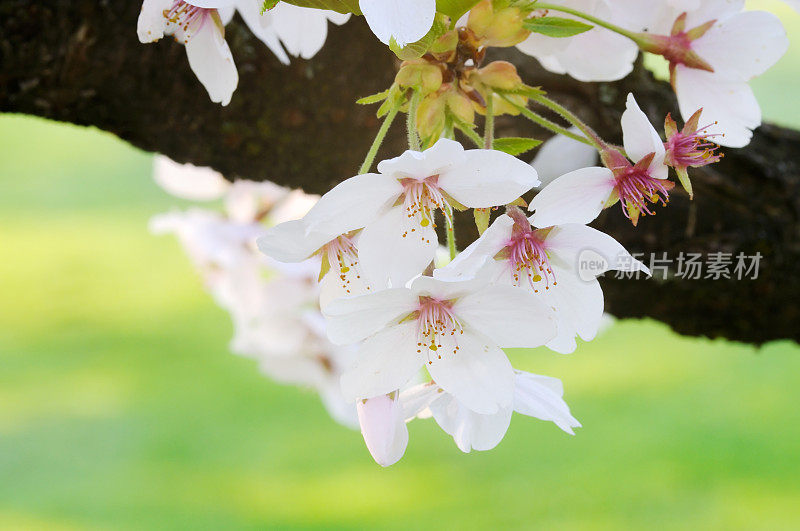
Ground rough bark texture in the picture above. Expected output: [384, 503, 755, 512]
[2, 1, 799, 344]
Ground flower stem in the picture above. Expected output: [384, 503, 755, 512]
[359, 100, 401, 174]
[533, 2, 641, 43]
[499, 94, 592, 146]
[407, 90, 422, 151]
[446, 208, 457, 261]
[484, 92, 495, 150]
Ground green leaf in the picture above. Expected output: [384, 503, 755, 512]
[281, 0, 362, 15]
[389, 16, 448, 60]
[261, 0, 279, 13]
[523, 16, 593, 38]
[356, 90, 390, 105]
[435, 0, 480, 21]
[492, 137, 542, 156]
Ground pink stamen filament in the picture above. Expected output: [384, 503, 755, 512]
[506, 232, 556, 293]
[615, 168, 672, 219]
[666, 123, 722, 168]
[415, 297, 463, 365]
[163, 1, 210, 42]
[400, 176, 450, 243]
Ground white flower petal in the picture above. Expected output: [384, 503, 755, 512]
[357, 394, 409, 467]
[544, 223, 651, 277]
[359, 206, 438, 288]
[455, 284, 556, 349]
[138, 0, 172, 42]
[675, 67, 761, 148]
[621, 93, 667, 178]
[429, 393, 512, 453]
[323, 287, 417, 345]
[531, 127, 599, 189]
[318, 266, 373, 311]
[257, 219, 330, 263]
[326, 10, 352, 25]
[400, 382, 441, 420]
[359, 0, 436, 47]
[269, 3, 333, 60]
[529, 167, 616, 227]
[236, 0, 291, 64]
[340, 322, 423, 401]
[184, 18, 238, 105]
[438, 149, 540, 207]
[694, 11, 788, 83]
[377, 138, 465, 179]
[303, 173, 401, 236]
[427, 332, 514, 415]
[514, 371, 581, 435]
[152, 156, 230, 201]
[434, 215, 513, 282]
[185, 0, 237, 7]
[410, 275, 488, 302]
[545, 268, 604, 352]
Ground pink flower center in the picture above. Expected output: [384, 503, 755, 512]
[415, 297, 463, 364]
[322, 234, 369, 294]
[400, 175, 450, 241]
[665, 126, 722, 169]
[163, 1, 212, 42]
[505, 230, 556, 293]
[614, 167, 672, 220]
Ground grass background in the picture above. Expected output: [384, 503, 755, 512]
[1, 3, 799, 528]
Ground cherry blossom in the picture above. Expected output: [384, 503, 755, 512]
[529, 94, 671, 227]
[663, 109, 722, 198]
[138, 0, 239, 105]
[324, 275, 556, 415]
[436, 207, 649, 354]
[516, 0, 639, 82]
[621, 0, 789, 147]
[290, 138, 540, 288]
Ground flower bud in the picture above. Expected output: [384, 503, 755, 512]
[395, 62, 443, 94]
[416, 91, 447, 141]
[467, 0, 530, 48]
[357, 394, 408, 467]
[446, 89, 476, 126]
[473, 61, 522, 91]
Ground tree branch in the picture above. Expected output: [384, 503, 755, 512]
[2, 1, 799, 344]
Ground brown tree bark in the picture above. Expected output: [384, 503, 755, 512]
[2, 1, 799, 344]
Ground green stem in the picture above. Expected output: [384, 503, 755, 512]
[484, 93, 495, 150]
[446, 208, 457, 261]
[499, 94, 592, 146]
[443, 117, 455, 140]
[359, 101, 401, 174]
[533, 2, 642, 42]
[407, 90, 422, 151]
[527, 92, 606, 149]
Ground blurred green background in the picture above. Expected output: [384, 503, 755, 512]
[1, 2, 799, 529]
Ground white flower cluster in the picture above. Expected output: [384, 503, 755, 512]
[150, 156, 360, 428]
[140, 0, 792, 465]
